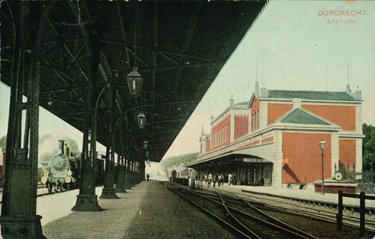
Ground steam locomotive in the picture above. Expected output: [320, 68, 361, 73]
[41, 140, 105, 193]
[41, 140, 79, 193]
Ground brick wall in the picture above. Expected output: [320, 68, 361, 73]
[211, 115, 231, 149]
[282, 132, 332, 184]
[339, 139, 356, 169]
[234, 115, 249, 140]
[302, 104, 356, 131]
[267, 103, 293, 125]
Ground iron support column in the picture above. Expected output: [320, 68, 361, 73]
[140, 158, 146, 181]
[100, 87, 118, 199]
[72, 25, 102, 211]
[0, 2, 51, 238]
[100, 147, 118, 198]
[115, 118, 126, 193]
[136, 159, 141, 184]
[115, 155, 126, 193]
[115, 125, 126, 193]
[130, 161, 136, 187]
[124, 158, 132, 189]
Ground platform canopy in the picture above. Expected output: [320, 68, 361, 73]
[187, 149, 270, 168]
[1, 1, 265, 162]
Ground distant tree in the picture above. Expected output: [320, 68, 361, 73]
[363, 123, 375, 170]
[160, 152, 199, 176]
[0, 135, 6, 152]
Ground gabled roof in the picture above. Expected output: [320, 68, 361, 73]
[211, 100, 248, 124]
[267, 90, 356, 101]
[280, 108, 330, 125]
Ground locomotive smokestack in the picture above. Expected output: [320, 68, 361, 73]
[58, 140, 65, 155]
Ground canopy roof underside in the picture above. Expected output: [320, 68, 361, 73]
[1, 1, 265, 162]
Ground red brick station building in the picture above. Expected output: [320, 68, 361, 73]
[188, 82, 363, 187]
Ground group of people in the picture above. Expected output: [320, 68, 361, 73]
[195, 172, 265, 188]
[198, 173, 242, 187]
[204, 173, 226, 187]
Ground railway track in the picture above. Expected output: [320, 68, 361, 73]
[230, 189, 375, 232]
[197, 188, 375, 232]
[241, 189, 375, 215]
[165, 182, 375, 239]
[168, 186, 318, 239]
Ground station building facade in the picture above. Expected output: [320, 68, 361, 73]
[188, 82, 363, 187]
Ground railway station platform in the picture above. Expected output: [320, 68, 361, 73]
[40, 181, 236, 239]
[3, 180, 375, 238]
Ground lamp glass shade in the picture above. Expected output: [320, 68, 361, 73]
[137, 113, 146, 129]
[320, 139, 327, 150]
[143, 140, 148, 150]
[126, 67, 143, 97]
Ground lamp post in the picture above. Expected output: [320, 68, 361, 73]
[320, 139, 327, 195]
[96, 66, 144, 197]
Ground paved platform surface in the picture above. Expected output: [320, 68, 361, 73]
[42, 181, 236, 239]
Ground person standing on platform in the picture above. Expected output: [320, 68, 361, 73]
[218, 173, 224, 187]
[213, 174, 218, 187]
[208, 173, 212, 187]
[146, 174, 150, 181]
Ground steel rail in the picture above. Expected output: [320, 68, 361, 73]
[215, 192, 314, 239]
[242, 189, 375, 215]
[215, 192, 261, 239]
[237, 189, 375, 231]
[168, 187, 253, 239]
[173, 187, 314, 239]
[244, 197, 375, 233]
[166, 182, 375, 234]
[239, 197, 319, 239]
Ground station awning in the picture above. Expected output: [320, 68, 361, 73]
[187, 147, 271, 168]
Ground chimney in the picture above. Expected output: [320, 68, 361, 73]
[229, 98, 234, 107]
[353, 86, 362, 100]
[64, 143, 70, 156]
[345, 84, 352, 94]
[58, 140, 65, 155]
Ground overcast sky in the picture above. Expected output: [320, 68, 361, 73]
[1, 1, 374, 165]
